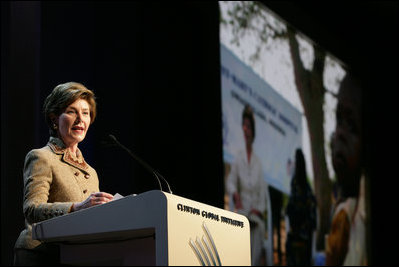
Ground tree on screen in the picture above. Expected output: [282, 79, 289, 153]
[220, 1, 336, 250]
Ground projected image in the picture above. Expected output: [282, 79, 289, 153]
[220, 1, 366, 266]
[221, 45, 302, 196]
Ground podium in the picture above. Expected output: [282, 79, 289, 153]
[32, 190, 251, 265]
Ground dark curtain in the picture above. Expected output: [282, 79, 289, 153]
[1, 2, 223, 265]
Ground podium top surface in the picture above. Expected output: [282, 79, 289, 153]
[32, 190, 251, 265]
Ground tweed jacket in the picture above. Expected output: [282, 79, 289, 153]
[15, 137, 100, 250]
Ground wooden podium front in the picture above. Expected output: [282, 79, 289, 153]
[32, 190, 251, 266]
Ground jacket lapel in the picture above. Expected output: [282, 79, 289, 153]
[47, 137, 89, 173]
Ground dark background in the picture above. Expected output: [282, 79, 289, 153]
[1, 2, 223, 265]
[1, 1, 397, 265]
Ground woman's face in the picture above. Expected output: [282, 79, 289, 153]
[56, 98, 91, 148]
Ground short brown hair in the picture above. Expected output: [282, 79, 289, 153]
[43, 82, 97, 136]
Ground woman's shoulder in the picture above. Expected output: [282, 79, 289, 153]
[26, 144, 52, 156]
[24, 144, 55, 163]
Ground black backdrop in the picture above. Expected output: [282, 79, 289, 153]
[1, 2, 223, 265]
[2, 1, 398, 266]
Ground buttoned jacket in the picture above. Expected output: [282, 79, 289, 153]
[15, 137, 100, 250]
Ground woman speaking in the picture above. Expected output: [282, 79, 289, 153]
[14, 82, 114, 265]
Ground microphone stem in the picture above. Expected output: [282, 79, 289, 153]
[156, 171, 173, 194]
[119, 142, 164, 192]
[110, 135, 172, 193]
[152, 171, 164, 193]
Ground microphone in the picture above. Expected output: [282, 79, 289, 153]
[108, 134, 173, 194]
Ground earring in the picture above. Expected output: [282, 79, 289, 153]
[53, 123, 58, 130]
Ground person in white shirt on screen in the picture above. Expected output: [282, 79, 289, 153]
[227, 104, 267, 266]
